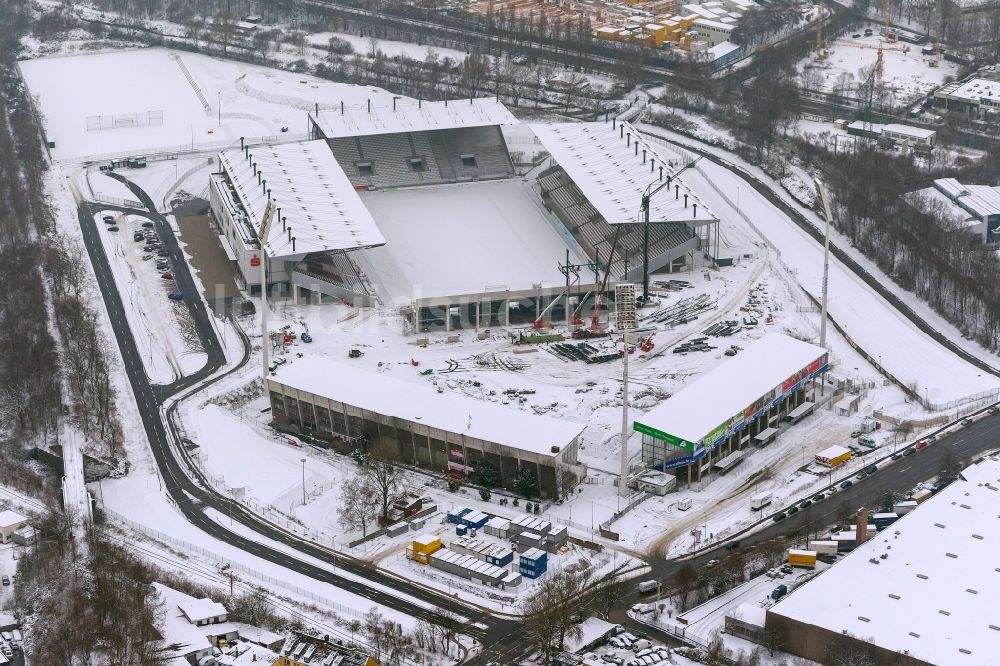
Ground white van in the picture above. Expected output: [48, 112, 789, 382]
[859, 435, 876, 447]
[632, 639, 652, 651]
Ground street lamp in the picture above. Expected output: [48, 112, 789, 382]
[301, 457, 306, 506]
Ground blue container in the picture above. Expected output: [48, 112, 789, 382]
[447, 508, 471, 525]
[456, 525, 468, 536]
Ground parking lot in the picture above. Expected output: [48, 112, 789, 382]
[175, 213, 241, 305]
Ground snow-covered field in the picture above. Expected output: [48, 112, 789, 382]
[19, 48, 401, 161]
[800, 33, 959, 105]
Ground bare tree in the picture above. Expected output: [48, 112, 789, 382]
[522, 567, 593, 660]
[363, 455, 405, 524]
[337, 472, 379, 535]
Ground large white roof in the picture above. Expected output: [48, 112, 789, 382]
[634, 333, 826, 445]
[935, 177, 1000, 218]
[530, 121, 715, 225]
[769, 455, 1000, 666]
[311, 98, 518, 138]
[217, 140, 385, 259]
[269, 358, 585, 457]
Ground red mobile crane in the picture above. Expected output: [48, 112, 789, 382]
[573, 225, 624, 339]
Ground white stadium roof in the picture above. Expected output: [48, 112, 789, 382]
[769, 455, 1000, 666]
[269, 358, 585, 457]
[311, 97, 518, 138]
[217, 140, 384, 259]
[635, 333, 826, 445]
[530, 121, 716, 225]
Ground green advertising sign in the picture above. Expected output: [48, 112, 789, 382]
[703, 422, 728, 447]
[634, 421, 692, 451]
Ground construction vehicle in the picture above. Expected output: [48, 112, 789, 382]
[640, 334, 655, 352]
[533, 285, 572, 329]
[576, 226, 624, 339]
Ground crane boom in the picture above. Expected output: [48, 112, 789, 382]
[591, 225, 624, 332]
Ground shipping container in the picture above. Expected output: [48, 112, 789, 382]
[412, 534, 442, 557]
[872, 512, 898, 530]
[893, 500, 918, 515]
[750, 492, 772, 511]
[787, 549, 817, 568]
[447, 508, 472, 524]
[807, 540, 838, 557]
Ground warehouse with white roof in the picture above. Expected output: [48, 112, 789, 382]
[766, 455, 1000, 666]
[634, 334, 828, 482]
[266, 358, 586, 498]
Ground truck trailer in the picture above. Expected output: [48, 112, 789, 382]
[787, 549, 817, 569]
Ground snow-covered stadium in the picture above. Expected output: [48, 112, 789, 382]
[210, 97, 719, 332]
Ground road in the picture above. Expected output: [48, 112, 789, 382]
[80, 170, 1000, 665]
[76, 191, 513, 653]
[641, 128, 1000, 383]
[633, 411, 1000, 589]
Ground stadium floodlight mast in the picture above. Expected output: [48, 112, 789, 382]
[639, 178, 672, 304]
[814, 179, 834, 350]
[258, 198, 277, 381]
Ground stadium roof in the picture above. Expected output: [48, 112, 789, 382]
[311, 97, 518, 138]
[269, 358, 585, 458]
[217, 140, 384, 258]
[634, 334, 826, 445]
[768, 455, 1000, 666]
[530, 121, 716, 225]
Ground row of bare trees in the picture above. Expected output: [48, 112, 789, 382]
[795, 140, 1000, 352]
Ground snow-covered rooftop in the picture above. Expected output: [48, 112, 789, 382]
[217, 140, 385, 259]
[847, 120, 936, 139]
[268, 358, 585, 457]
[311, 98, 518, 138]
[0, 510, 27, 528]
[634, 334, 827, 445]
[530, 121, 715, 225]
[935, 177, 1000, 219]
[768, 455, 1000, 666]
[177, 596, 228, 623]
[938, 76, 1000, 102]
[152, 583, 214, 660]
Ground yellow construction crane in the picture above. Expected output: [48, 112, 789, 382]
[815, 3, 824, 59]
[931, 0, 944, 67]
[875, 44, 884, 87]
[883, 0, 896, 43]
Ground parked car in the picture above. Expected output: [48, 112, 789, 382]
[725, 540, 740, 551]
[915, 441, 928, 450]
[133, 232, 144, 241]
[773, 512, 787, 522]
[840, 480, 853, 489]
[108, 226, 119, 232]
[891, 453, 902, 460]
[988, 405, 999, 415]
[167, 291, 184, 301]
[0, 577, 7, 586]
[143, 245, 157, 252]
[142, 254, 153, 261]
[813, 493, 825, 502]
[787, 505, 799, 514]
[704, 559, 720, 569]
[771, 584, 788, 600]
[157, 249, 169, 257]
[961, 418, 973, 427]
[903, 447, 915, 456]
[141, 221, 154, 228]
[850, 431, 861, 438]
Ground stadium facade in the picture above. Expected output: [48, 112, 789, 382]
[634, 334, 829, 483]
